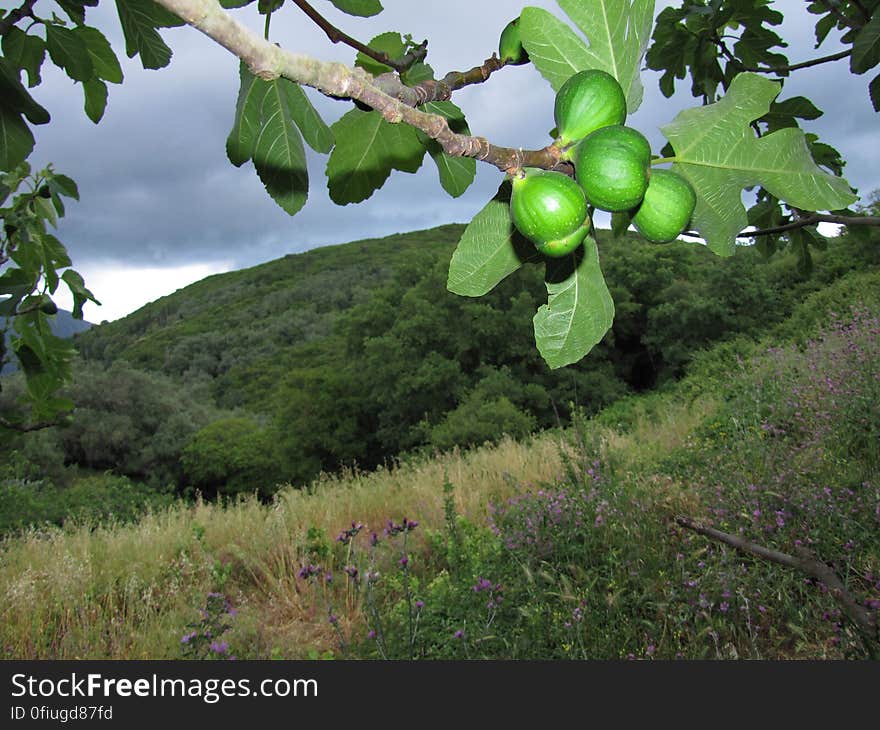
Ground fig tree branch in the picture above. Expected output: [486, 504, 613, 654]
[0, 414, 58, 433]
[0, 0, 38, 36]
[289, 0, 426, 74]
[372, 54, 508, 106]
[151, 0, 562, 174]
[675, 515, 878, 645]
[735, 212, 880, 238]
[712, 34, 851, 74]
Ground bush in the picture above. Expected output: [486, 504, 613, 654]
[181, 418, 284, 499]
[0, 473, 177, 536]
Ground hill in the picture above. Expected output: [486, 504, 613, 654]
[1, 264, 877, 660]
[3, 221, 877, 502]
[70, 222, 879, 480]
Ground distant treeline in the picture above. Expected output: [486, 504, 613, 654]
[2, 223, 878, 517]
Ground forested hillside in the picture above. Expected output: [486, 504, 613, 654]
[2, 223, 878, 527]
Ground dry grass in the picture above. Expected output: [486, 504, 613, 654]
[0, 432, 565, 659]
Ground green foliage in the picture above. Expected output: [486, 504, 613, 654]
[68, 222, 880, 487]
[326, 108, 425, 204]
[53, 361, 225, 488]
[181, 418, 284, 499]
[533, 237, 614, 369]
[227, 63, 332, 214]
[0, 163, 97, 426]
[663, 73, 857, 256]
[0, 472, 176, 537]
[519, 0, 654, 112]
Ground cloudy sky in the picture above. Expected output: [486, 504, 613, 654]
[22, 0, 880, 321]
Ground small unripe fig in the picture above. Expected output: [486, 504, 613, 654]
[554, 69, 627, 150]
[40, 299, 59, 315]
[536, 223, 590, 258]
[574, 125, 650, 212]
[632, 169, 696, 243]
[499, 18, 529, 66]
[510, 168, 588, 248]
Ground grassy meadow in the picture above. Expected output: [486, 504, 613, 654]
[2, 278, 878, 659]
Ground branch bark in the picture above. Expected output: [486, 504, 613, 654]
[151, 0, 561, 174]
[0, 0, 38, 36]
[735, 212, 880, 238]
[675, 515, 878, 646]
[372, 55, 508, 106]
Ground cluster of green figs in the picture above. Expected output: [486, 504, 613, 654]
[499, 20, 697, 257]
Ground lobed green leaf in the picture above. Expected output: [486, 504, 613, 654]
[252, 79, 310, 216]
[417, 102, 475, 198]
[2, 27, 47, 88]
[851, 12, 880, 75]
[326, 109, 425, 205]
[114, 0, 183, 70]
[74, 26, 124, 84]
[45, 24, 94, 83]
[533, 236, 614, 369]
[447, 182, 538, 297]
[662, 73, 857, 256]
[520, 0, 655, 113]
[328, 0, 383, 17]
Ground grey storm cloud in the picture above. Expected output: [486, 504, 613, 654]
[27, 0, 880, 277]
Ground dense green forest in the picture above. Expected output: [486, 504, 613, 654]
[1, 222, 879, 533]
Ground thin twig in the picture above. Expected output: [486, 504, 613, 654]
[712, 33, 850, 75]
[290, 0, 425, 74]
[0, 415, 60, 433]
[735, 213, 880, 238]
[0, 0, 38, 36]
[742, 49, 851, 74]
[675, 515, 878, 645]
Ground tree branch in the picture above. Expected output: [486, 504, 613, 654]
[735, 212, 880, 238]
[151, 0, 562, 174]
[0, 414, 59, 433]
[743, 49, 852, 74]
[0, 0, 38, 36]
[372, 54, 508, 106]
[675, 515, 878, 646]
[712, 33, 850, 75]
[289, 0, 425, 74]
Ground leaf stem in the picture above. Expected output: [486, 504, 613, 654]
[289, 0, 425, 74]
[650, 157, 676, 166]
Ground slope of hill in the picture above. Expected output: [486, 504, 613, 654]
[1, 265, 877, 660]
[69, 223, 880, 486]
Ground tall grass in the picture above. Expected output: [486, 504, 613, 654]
[2, 292, 878, 660]
[0, 434, 562, 659]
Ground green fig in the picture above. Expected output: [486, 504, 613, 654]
[554, 69, 627, 150]
[632, 169, 696, 243]
[574, 125, 650, 212]
[510, 168, 588, 248]
[535, 223, 590, 258]
[499, 18, 529, 66]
